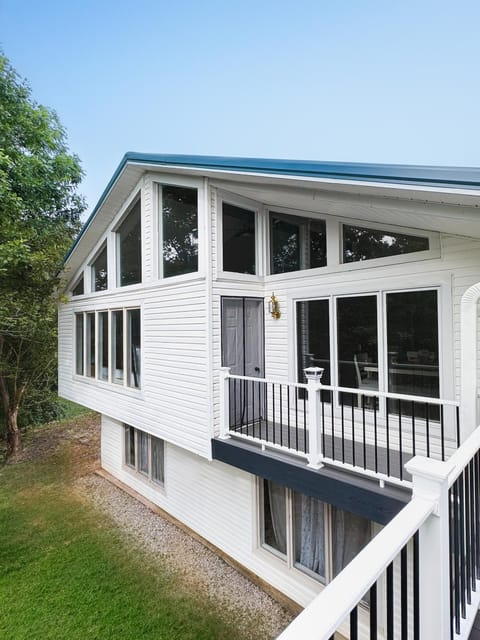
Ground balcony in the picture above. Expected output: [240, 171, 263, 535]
[217, 367, 460, 489]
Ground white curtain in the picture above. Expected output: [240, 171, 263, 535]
[296, 493, 325, 577]
[268, 481, 287, 554]
[332, 507, 371, 577]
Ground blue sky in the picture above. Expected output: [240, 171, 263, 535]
[1, 0, 479, 216]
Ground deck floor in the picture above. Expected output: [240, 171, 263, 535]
[469, 611, 480, 639]
[231, 420, 414, 481]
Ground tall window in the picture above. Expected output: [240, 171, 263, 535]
[86, 313, 95, 378]
[222, 203, 256, 274]
[124, 425, 164, 486]
[112, 310, 124, 385]
[162, 186, 198, 278]
[343, 224, 429, 263]
[117, 200, 142, 286]
[261, 480, 372, 583]
[72, 275, 84, 296]
[270, 212, 326, 274]
[98, 311, 109, 381]
[127, 308, 141, 389]
[91, 244, 108, 291]
[75, 314, 84, 375]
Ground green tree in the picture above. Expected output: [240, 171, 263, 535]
[0, 53, 85, 455]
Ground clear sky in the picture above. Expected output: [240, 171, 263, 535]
[1, 0, 479, 216]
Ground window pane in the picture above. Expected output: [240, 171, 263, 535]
[262, 480, 287, 555]
[86, 313, 95, 378]
[343, 225, 429, 263]
[293, 492, 326, 580]
[138, 431, 149, 474]
[72, 275, 84, 296]
[112, 310, 124, 384]
[151, 437, 164, 484]
[331, 507, 371, 578]
[270, 213, 326, 274]
[297, 300, 331, 402]
[118, 200, 142, 286]
[75, 314, 84, 375]
[98, 311, 109, 381]
[386, 290, 439, 400]
[337, 296, 378, 405]
[162, 186, 198, 278]
[125, 425, 135, 467]
[222, 203, 256, 274]
[127, 309, 141, 388]
[91, 245, 108, 291]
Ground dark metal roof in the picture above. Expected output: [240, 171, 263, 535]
[65, 152, 480, 262]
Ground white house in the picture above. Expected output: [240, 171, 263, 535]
[59, 154, 480, 638]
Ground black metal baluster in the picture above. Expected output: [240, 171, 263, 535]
[459, 474, 467, 618]
[331, 393, 335, 460]
[370, 582, 377, 640]
[321, 395, 325, 455]
[272, 383, 276, 445]
[399, 399, 403, 481]
[412, 401, 416, 456]
[341, 395, 345, 463]
[453, 480, 461, 634]
[350, 606, 358, 640]
[401, 545, 408, 640]
[279, 384, 283, 447]
[386, 561, 394, 640]
[456, 406, 460, 446]
[440, 405, 445, 461]
[295, 389, 299, 452]
[374, 400, 378, 473]
[469, 460, 476, 593]
[287, 386, 291, 449]
[303, 392, 307, 454]
[426, 403, 430, 458]
[234, 379, 238, 431]
[351, 393, 356, 467]
[449, 486, 455, 640]
[362, 394, 367, 470]
[476, 453, 480, 579]
[386, 397, 391, 477]
[245, 378, 249, 435]
[465, 464, 472, 603]
[413, 532, 419, 640]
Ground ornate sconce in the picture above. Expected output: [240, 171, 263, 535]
[268, 293, 281, 319]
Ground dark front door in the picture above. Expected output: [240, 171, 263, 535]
[221, 297, 265, 425]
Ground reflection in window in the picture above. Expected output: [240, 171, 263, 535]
[72, 275, 84, 296]
[296, 300, 331, 402]
[331, 507, 371, 578]
[127, 308, 141, 388]
[138, 430, 149, 474]
[151, 437, 164, 485]
[162, 186, 198, 278]
[386, 290, 439, 399]
[91, 245, 108, 291]
[270, 213, 326, 274]
[337, 296, 378, 405]
[86, 313, 95, 378]
[98, 311, 108, 381]
[222, 203, 256, 274]
[343, 225, 429, 263]
[125, 425, 136, 468]
[112, 310, 124, 384]
[262, 480, 287, 555]
[75, 314, 84, 375]
[117, 200, 142, 286]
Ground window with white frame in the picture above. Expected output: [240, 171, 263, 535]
[260, 479, 372, 583]
[91, 244, 108, 291]
[222, 202, 256, 274]
[117, 199, 142, 286]
[160, 185, 198, 278]
[296, 289, 440, 409]
[342, 224, 430, 263]
[71, 274, 84, 296]
[124, 425, 164, 485]
[270, 211, 327, 274]
[75, 308, 141, 389]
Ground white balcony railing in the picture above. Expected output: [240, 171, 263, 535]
[219, 367, 461, 487]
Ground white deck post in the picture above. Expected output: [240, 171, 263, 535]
[219, 367, 231, 439]
[304, 367, 324, 469]
[405, 456, 452, 640]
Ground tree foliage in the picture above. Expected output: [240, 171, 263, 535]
[0, 53, 85, 454]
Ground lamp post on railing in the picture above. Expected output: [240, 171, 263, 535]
[219, 367, 231, 439]
[304, 367, 324, 469]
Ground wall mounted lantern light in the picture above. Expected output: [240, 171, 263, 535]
[268, 293, 281, 319]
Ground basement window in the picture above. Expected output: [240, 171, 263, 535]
[124, 425, 165, 486]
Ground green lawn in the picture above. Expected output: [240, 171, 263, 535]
[0, 427, 253, 640]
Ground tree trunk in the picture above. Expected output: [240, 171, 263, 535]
[6, 406, 21, 455]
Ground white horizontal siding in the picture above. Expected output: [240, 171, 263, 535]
[59, 278, 210, 458]
[101, 416, 322, 607]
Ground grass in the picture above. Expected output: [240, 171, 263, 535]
[0, 422, 254, 640]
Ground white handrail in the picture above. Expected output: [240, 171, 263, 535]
[226, 373, 459, 407]
[447, 422, 480, 486]
[277, 497, 434, 640]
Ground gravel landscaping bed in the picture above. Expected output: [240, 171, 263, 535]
[75, 467, 294, 639]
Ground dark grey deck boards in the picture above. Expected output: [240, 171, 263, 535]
[469, 611, 480, 639]
[230, 419, 414, 482]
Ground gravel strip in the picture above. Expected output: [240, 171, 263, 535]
[76, 474, 294, 639]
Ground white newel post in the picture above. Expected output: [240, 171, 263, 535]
[304, 367, 324, 469]
[405, 456, 452, 640]
[219, 367, 231, 439]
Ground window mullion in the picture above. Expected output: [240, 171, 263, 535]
[285, 488, 294, 569]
